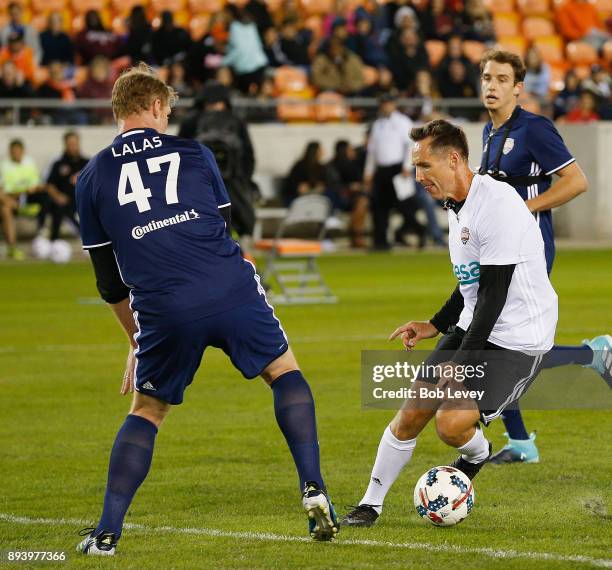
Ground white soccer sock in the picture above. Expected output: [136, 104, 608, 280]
[457, 427, 490, 464]
[360, 426, 416, 514]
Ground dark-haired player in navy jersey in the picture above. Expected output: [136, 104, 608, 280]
[75, 64, 338, 556]
[478, 50, 611, 464]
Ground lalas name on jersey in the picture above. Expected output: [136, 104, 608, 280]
[112, 136, 162, 157]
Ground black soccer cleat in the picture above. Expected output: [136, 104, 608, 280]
[340, 504, 380, 527]
[451, 442, 493, 480]
[76, 527, 117, 556]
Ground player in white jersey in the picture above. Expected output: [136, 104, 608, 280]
[342, 120, 558, 527]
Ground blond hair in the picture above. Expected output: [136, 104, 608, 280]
[111, 63, 178, 120]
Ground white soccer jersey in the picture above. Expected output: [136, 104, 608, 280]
[449, 174, 558, 351]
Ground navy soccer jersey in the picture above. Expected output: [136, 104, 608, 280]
[480, 107, 575, 273]
[75, 127, 260, 325]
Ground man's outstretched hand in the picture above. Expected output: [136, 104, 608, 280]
[389, 321, 439, 350]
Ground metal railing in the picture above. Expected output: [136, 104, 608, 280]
[0, 96, 486, 125]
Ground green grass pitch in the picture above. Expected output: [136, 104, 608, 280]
[1, 249, 610, 569]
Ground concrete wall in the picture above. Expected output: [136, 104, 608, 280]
[2, 122, 611, 239]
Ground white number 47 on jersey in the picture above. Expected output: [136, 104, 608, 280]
[117, 152, 181, 213]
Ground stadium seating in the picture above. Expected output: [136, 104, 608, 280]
[300, 0, 334, 16]
[70, 0, 108, 12]
[493, 12, 521, 36]
[604, 40, 612, 63]
[189, 0, 224, 10]
[111, 0, 147, 14]
[497, 35, 528, 56]
[189, 13, 211, 39]
[275, 66, 309, 94]
[151, 0, 187, 11]
[463, 40, 487, 64]
[533, 35, 564, 63]
[484, 0, 516, 11]
[566, 41, 598, 66]
[517, 0, 551, 16]
[522, 16, 555, 39]
[314, 92, 347, 122]
[425, 39, 447, 67]
[32, 0, 67, 11]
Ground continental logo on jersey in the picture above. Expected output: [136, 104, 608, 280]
[503, 138, 514, 155]
[453, 262, 480, 285]
[460, 226, 470, 245]
[131, 209, 200, 240]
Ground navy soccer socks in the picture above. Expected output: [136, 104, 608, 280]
[542, 344, 593, 368]
[271, 370, 324, 490]
[501, 408, 530, 440]
[95, 414, 158, 538]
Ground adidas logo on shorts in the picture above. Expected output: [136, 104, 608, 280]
[141, 381, 156, 391]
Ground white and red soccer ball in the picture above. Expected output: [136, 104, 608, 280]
[414, 466, 475, 526]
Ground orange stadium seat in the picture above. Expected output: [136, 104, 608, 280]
[70, 0, 108, 12]
[425, 39, 447, 67]
[517, 0, 550, 15]
[151, 0, 187, 12]
[314, 92, 347, 122]
[496, 35, 527, 56]
[593, 0, 612, 13]
[493, 12, 520, 37]
[362, 65, 379, 86]
[522, 16, 555, 39]
[462, 40, 486, 64]
[303, 15, 323, 38]
[275, 65, 309, 93]
[549, 62, 568, 90]
[265, 0, 284, 10]
[226, 0, 249, 6]
[533, 35, 564, 63]
[484, 0, 515, 11]
[110, 0, 147, 15]
[189, 0, 225, 11]
[189, 13, 211, 39]
[566, 41, 598, 65]
[573, 64, 592, 79]
[31, 0, 67, 12]
[603, 39, 612, 63]
[301, 0, 334, 16]
[0, 0, 28, 9]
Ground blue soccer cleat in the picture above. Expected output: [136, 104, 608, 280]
[76, 528, 117, 556]
[489, 432, 539, 464]
[302, 482, 339, 541]
[582, 335, 612, 388]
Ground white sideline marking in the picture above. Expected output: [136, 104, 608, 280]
[1, 513, 610, 568]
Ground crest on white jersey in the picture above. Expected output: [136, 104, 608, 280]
[460, 226, 470, 245]
[503, 138, 514, 155]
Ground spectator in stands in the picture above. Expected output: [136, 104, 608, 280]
[186, 14, 228, 87]
[459, 0, 496, 44]
[582, 64, 611, 99]
[167, 60, 194, 98]
[326, 140, 369, 248]
[553, 69, 581, 119]
[0, 60, 33, 99]
[524, 45, 551, 100]
[311, 37, 365, 95]
[77, 56, 114, 124]
[557, 0, 610, 50]
[40, 12, 74, 66]
[263, 27, 288, 67]
[0, 139, 45, 260]
[560, 89, 601, 122]
[222, 6, 269, 94]
[361, 66, 397, 102]
[319, 17, 351, 54]
[436, 35, 478, 90]
[37, 61, 73, 100]
[0, 31, 36, 84]
[0, 2, 41, 64]
[406, 69, 441, 121]
[323, 0, 357, 37]
[416, 0, 458, 41]
[347, 12, 389, 68]
[245, 0, 275, 40]
[279, 18, 310, 67]
[387, 29, 429, 92]
[282, 141, 327, 206]
[438, 58, 480, 119]
[45, 131, 88, 245]
[151, 11, 192, 66]
[74, 10, 123, 65]
[249, 76, 279, 122]
[125, 6, 153, 65]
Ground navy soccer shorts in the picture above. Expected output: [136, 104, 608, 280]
[420, 329, 545, 425]
[133, 295, 288, 404]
